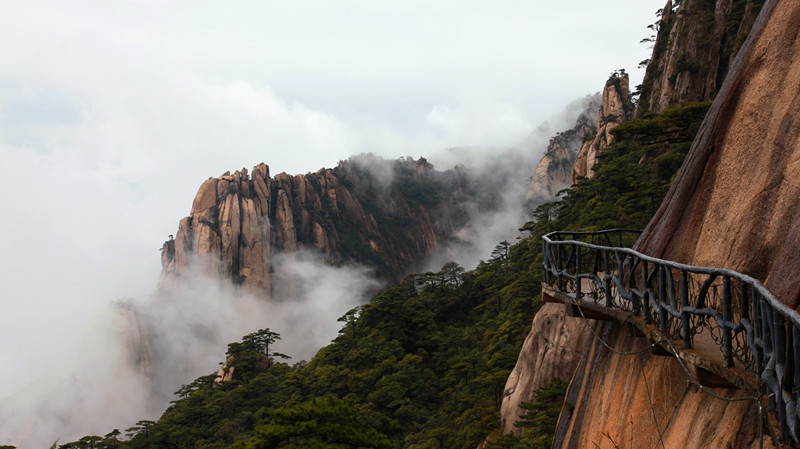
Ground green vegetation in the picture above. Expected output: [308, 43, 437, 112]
[305, 156, 468, 282]
[67, 100, 709, 449]
[234, 396, 392, 449]
[553, 102, 711, 230]
[484, 378, 570, 449]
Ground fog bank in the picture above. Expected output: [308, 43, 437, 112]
[0, 251, 378, 447]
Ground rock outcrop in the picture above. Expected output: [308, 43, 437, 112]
[636, 0, 764, 116]
[571, 74, 633, 184]
[555, 1, 798, 447]
[525, 96, 600, 203]
[160, 156, 474, 291]
[553, 321, 770, 449]
[636, 0, 800, 309]
[499, 303, 590, 435]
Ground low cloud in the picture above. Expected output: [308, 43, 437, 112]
[424, 94, 600, 272]
[425, 98, 533, 150]
[0, 251, 378, 447]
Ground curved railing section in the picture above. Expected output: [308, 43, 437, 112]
[542, 229, 800, 443]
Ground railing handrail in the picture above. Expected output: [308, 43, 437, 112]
[543, 230, 798, 327]
[542, 228, 800, 444]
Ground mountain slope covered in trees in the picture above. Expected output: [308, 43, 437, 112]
[55, 98, 711, 449]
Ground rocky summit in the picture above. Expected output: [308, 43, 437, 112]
[160, 156, 480, 292]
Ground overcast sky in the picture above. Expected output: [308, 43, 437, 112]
[0, 0, 659, 403]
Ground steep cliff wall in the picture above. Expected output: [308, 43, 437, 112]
[571, 74, 633, 184]
[636, 0, 764, 116]
[636, 0, 800, 308]
[553, 321, 769, 449]
[525, 96, 600, 203]
[556, 1, 798, 447]
[499, 303, 589, 435]
[160, 156, 472, 291]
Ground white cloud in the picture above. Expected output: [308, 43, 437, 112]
[0, 251, 378, 447]
[425, 99, 532, 149]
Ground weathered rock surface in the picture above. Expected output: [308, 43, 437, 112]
[637, 0, 764, 116]
[499, 303, 589, 435]
[525, 96, 600, 203]
[553, 321, 771, 449]
[160, 156, 476, 291]
[571, 74, 633, 184]
[214, 355, 271, 384]
[636, 0, 800, 308]
[554, 1, 796, 447]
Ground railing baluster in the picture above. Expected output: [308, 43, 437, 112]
[604, 248, 612, 308]
[741, 281, 750, 321]
[787, 322, 798, 440]
[722, 276, 734, 368]
[775, 312, 788, 440]
[575, 244, 582, 300]
[542, 239, 549, 284]
[557, 243, 563, 292]
[793, 326, 800, 438]
[763, 305, 777, 415]
[666, 268, 677, 310]
[629, 257, 640, 303]
[659, 265, 668, 333]
[681, 271, 691, 349]
[754, 290, 764, 374]
[642, 260, 650, 322]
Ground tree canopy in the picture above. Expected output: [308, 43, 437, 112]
[67, 100, 707, 449]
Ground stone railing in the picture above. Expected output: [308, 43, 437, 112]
[542, 229, 800, 444]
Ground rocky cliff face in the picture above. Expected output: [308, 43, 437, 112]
[636, 0, 800, 308]
[555, 1, 797, 447]
[160, 156, 475, 291]
[525, 96, 600, 203]
[553, 321, 769, 449]
[636, 0, 764, 116]
[500, 303, 589, 435]
[571, 74, 633, 184]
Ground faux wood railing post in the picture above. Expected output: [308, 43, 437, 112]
[774, 312, 788, 440]
[754, 291, 764, 374]
[642, 260, 650, 322]
[604, 249, 612, 307]
[722, 276, 734, 368]
[763, 306, 776, 413]
[658, 265, 668, 333]
[680, 271, 692, 349]
[542, 239, 549, 284]
[557, 244, 563, 292]
[793, 326, 800, 439]
[575, 244, 582, 300]
[786, 322, 798, 441]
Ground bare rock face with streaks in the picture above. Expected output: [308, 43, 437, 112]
[554, 1, 798, 447]
[636, 0, 800, 309]
[499, 303, 589, 435]
[636, 0, 764, 115]
[571, 74, 633, 184]
[552, 321, 771, 449]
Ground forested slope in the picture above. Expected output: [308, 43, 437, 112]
[55, 99, 711, 449]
